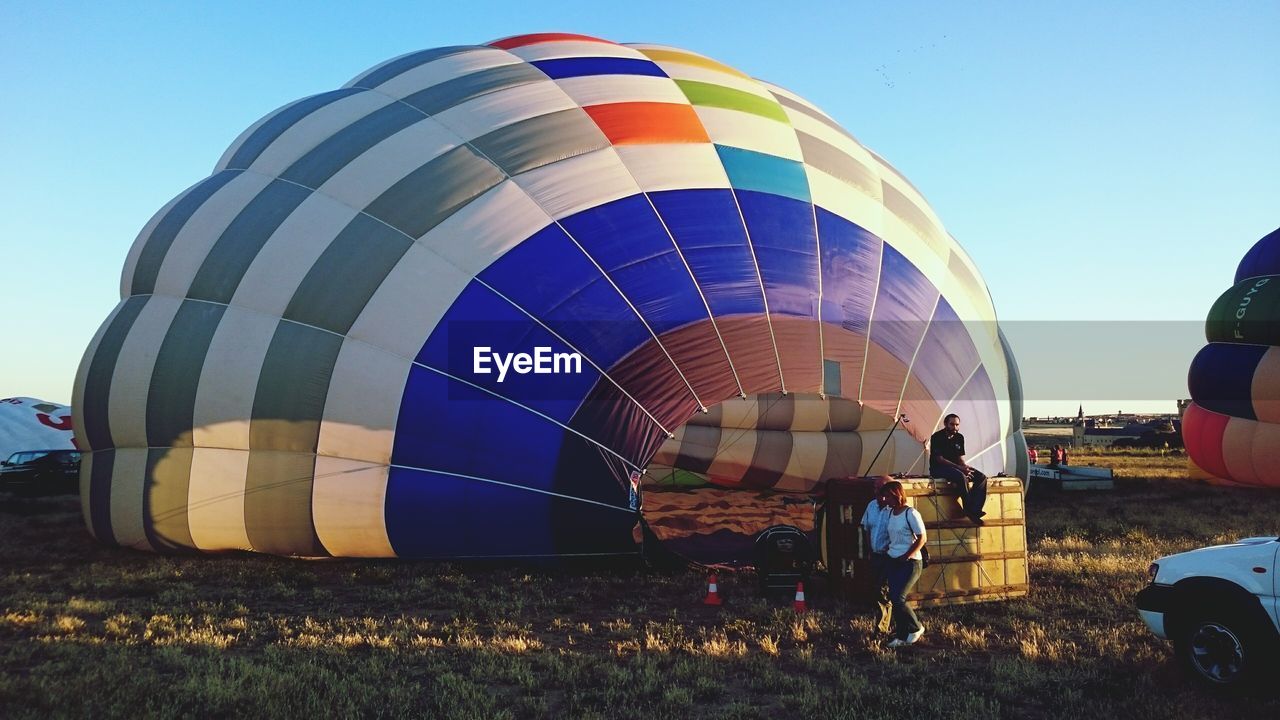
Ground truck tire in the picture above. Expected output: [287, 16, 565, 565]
[1173, 603, 1272, 692]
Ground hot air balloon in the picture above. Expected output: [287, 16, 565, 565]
[74, 33, 1024, 559]
[1186, 226, 1280, 487]
[0, 397, 76, 459]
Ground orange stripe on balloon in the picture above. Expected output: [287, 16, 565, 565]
[1251, 347, 1280, 423]
[489, 33, 615, 50]
[1247, 418, 1280, 487]
[1220, 417, 1258, 483]
[584, 103, 710, 146]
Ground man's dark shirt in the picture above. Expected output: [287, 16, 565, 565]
[929, 429, 965, 469]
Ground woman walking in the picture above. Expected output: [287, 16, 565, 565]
[880, 480, 926, 647]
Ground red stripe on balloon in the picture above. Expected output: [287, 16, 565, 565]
[1183, 402, 1230, 479]
[489, 33, 615, 50]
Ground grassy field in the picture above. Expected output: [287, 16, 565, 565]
[3, 452, 1279, 719]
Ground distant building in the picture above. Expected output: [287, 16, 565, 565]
[1177, 399, 1192, 418]
[1025, 405, 1183, 449]
[1062, 405, 1182, 448]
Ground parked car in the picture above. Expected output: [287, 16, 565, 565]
[0, 449, 81, 496]
[1136, 536, 1280, 691]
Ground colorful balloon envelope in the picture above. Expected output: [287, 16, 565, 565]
[74, 34, 1025, 558]
[1186, 226, 1280, 486]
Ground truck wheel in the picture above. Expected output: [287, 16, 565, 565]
[1174, 608, 1268, 691]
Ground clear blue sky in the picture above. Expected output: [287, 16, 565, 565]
[2, 1, 1276, 418]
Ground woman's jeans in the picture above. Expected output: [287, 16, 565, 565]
[885, 557, 923, 639]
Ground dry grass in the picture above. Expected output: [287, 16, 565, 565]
[1, 450, 1278, 718]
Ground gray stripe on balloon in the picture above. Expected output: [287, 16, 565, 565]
[346, 46, 477, 90]
[223, 88, 365, 171]
[130, 171, 240, 296]
[185, 180, 313, 304]
[397, 63, 547, 116]
[81, 295, 152, 451]
[87, 448, 118, 546]
[770, 91, 859, 144]
[146, 299, 227, 449]
[246, 331, 335, 558]
[796, 131, 879, 196]
[883, 183, 947, 252]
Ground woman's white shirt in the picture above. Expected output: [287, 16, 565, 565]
[886, 507, 925, 560]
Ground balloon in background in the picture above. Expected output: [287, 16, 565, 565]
[1186, 226, 1280, 487]
[75, 34, 1024, 558]
[0, 397, 76, 460]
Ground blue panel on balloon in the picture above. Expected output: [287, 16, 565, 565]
[1189, 343, 1265, 420]
[531, 57, 667, 79]
[415, 281, 602, 424]
[560, 195, 671, 269]
[392, 366, 563, 491]
[817, 207, 881, 335]
[547, 277, 655, 368]
[737, 190, 818, 318]
[478, 224, 589, 314]
[650, 189, 765, 318]
[479, 223, 651, 369]
[871, 244, 938, 363]
[561, 194, 708, 333]
[608, 253, 708, 332]
[1235, 227, 1280, 284]
[913, 298, 980, 403]
[386, 465, 636, 558]
[386, 467, 553, 558]
[716, 146, 810, 203]
[552, 433, 638, 507]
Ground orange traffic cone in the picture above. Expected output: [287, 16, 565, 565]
[703, 573, 723, 606]
[793, 581, 808, 613]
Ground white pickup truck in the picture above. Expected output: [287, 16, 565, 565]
[1136, 536, 1280, 691]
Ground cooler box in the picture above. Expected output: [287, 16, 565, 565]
[823, 477, 1029, 607]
